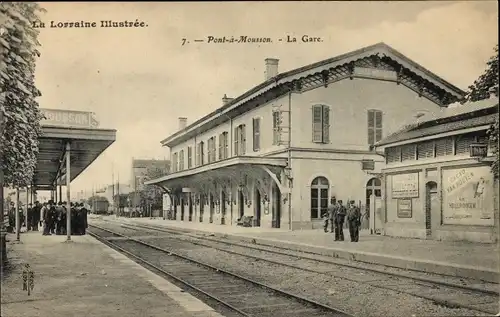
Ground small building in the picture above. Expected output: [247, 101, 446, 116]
[374, 94, 499, 243]
[147, 42, 465, 230]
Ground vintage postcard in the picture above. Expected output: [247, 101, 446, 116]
[1, 2, 499, 317]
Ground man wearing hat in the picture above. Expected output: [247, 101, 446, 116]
[334, 200, 346, 241]
[347, 200, 361, 242]
[43, 200, 56, 235]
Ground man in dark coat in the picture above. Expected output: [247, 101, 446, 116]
[43, 200, 56, 235]
[347, 200, 361, 242]
[79, 203, 88, 235]
[334, 200, 346, 241]
[31, 201, 40, 231]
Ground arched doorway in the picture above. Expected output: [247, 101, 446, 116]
[425, 181, 438, 239]
[199, 195, 205, 222]
[254, 187, 261, 227]
[366, 178, 381, 212]
[238, 190, 245, 219]
[209, 193, 215, 223]
[180, 196, 185, 221]
[272, 183, 281, 228]
[173, 196, 178, 220]
[188, 193, 193, 222]
[221, 191, 227, 225]
[310, 177, 329, 220]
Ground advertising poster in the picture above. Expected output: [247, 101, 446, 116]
[391, 173, 419, 198]
[442, 166, 494, 226]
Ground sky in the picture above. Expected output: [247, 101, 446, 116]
[33, 1, 498, 196]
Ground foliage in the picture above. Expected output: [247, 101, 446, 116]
[139, 165, 168, 205]
[463, 45, 499, 103]
[112, 193, 129, 208]
[487, 117, 499, 179]
[463, 45, 499, 178]
[0, 2, 45, 188]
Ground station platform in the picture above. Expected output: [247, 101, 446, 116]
[0, 231, 224, 317]
[104, 216, 500, 283]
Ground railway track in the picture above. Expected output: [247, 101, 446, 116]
[98, 220, 500, 315]
[88, 224, 353, 317]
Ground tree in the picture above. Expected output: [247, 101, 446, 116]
[0, 3, 45, 237]
[463, 45, 499, 179]
[140, 165, 168, 206]
[1, 3, 45, 188]
[463, 45, 498, 103]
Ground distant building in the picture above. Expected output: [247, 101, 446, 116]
[375, 94, 499, 243]
[131, 159, 171, 192]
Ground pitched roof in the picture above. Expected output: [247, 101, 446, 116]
[376, 99, 499, 146]
[162, 42, 467, 147]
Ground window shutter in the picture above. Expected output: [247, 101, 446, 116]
[234, 127, 239, 156]
[253, 118, 260, 151]
[322, 106, 330, 143]
[375, 111, 383, 143]
[273, 112, 279, 145]
[212, 137, 216, 162]
[241, 124, 246, 155]
[218, 134, 223, 160]
[312, 106, 322, 143]
[224, 132, 229, 158]
[367, 110, 374, 145]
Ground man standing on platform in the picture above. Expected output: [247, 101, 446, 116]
[31, 201, 40, 231]
[325, 197, 337, 234]
[26, 203, 33, 231]
[347, 200, 361, 242]
[334, 200, 346, 241]
[42, 200, 55, 235]
[79, 202, 88, 235]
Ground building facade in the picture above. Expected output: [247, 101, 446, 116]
[147, 42, 465, 230]
[375, 96, 499, 243]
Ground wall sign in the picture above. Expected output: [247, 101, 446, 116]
[442, 166, 494, 226]
[470, 144, 488, 158]
[40, 108, 99, 128]
[391, 173, 419, 198]
[397, 199, 412, 218]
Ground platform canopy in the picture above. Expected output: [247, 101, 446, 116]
[32, 108, 116, 190]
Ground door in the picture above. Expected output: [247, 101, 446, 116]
[425, 182, 438, 238]
[369, 195, 383, 234]
[209, 194, 214, 223]
[199, 195, 204, 222]
[254, 188, 261, 227]
[180, 198, 185, 221]
[221, 191, 226, 225]
[188, 194, 193, 221]
[174, 197, 179, 220]
[272, 183, 281, 228]
[239, 191, 244, 219]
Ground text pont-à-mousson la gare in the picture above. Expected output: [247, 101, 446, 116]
[33, 20, 148, 28]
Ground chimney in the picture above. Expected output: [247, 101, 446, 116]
[178, 117, 187, 130]
[264, 58, 279, 80]
[222, 94, 234, 106]
[488, 86, 498, 99]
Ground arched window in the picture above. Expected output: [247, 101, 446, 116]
[310, 176, 329, 219]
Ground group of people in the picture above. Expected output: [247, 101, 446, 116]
[22, 200, 89, 236]
[323, 198, 362, 242]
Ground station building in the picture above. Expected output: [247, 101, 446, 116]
[374, 94, 499, 243]
[146, 42, 465, 230]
